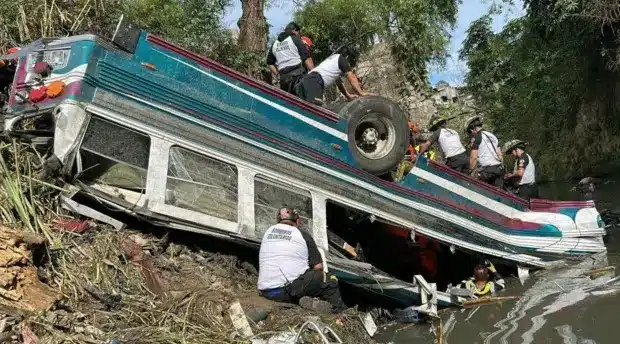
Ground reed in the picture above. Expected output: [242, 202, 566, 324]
[0, 140, 373, 343]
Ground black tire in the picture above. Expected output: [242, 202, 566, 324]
[328, 101, 348, 115]
[338, 96, 409, 175]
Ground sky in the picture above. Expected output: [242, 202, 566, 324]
[223, 0, 524, 87]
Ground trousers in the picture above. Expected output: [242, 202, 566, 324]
[477, 164, 504, 188]
[260, 269, 346, 313]
[446, 152, 469, 173]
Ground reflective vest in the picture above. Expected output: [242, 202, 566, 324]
[414, 145, 436, 161]
[464, 278, 495, 297]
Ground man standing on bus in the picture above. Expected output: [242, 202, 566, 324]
[257, 207, 346, 313]
[267, 22, 315, 94]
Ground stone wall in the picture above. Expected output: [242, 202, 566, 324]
[326, 43, 474, 130]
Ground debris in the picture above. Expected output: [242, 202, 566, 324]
[60, 196, 126, 230]
[518, 265, 530, 285]
[360, 312, 377, 336]
[120, 236, 167, 296]
[299, 296, 333, 313]
[0, 227, 60, 312]
[84, 284, 122, 311]
[53, 219, 90, 233]
[229, 300, 254, 338]
[21, 325, 39, 344]
[583, 266, 615, 279]
[239, 260, 258, 276]
[462, 296, 520, 308]
[0, 142, 376, 343]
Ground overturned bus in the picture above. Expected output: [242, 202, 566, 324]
[0, 21, 607, 309]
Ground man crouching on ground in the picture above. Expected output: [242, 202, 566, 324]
[257, 207, 346, 313]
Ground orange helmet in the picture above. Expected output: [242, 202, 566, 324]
[408, 121, 418, 134]
[301, 36, 313, 48]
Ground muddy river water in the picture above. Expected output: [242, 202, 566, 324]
[377, 179, 620, 344]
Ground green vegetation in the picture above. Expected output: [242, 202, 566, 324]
[294, 0, 461, 90]
[460, 0, 620, 181]
[0, 0, 260, 72]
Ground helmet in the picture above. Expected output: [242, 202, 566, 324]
[464, 116, 483, 134]
[503, 139, 527, 154]
[408, 121, 419, 134]
[301, 36, 313, 48]
[277, 207, 300, 223]
[429, 115, 453, 131]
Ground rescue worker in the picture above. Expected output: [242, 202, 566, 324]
[418, 117, 468, 172]
[257, 207, 346, 313]
[267, 22, 315, 94]
[458, 260, 505, 298]
[465, 116, 504, 187]
[414, 131, 437, 161]
[294, 45, 370, 106]
[503, 139, 539, 200]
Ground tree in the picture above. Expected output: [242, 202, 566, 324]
[460, 0, 620, 180]
[294, 0, 460, 90]
[236, 0, 269, 78]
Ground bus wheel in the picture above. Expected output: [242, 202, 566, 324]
[339, 96, 409, 175]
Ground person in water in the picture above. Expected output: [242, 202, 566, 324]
[458, 260, 505, 298]
[503, 139, 539, 200]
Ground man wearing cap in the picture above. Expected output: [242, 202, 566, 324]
[267, 22, 315, 94]
[257, 207, 346, 313]
[418, 117, 469, 173]
[294, 45, 370, 106]
[465, 116, 504, 187]
[503, 140, 539, 200]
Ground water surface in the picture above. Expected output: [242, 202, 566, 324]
[380, 179, 620, 344]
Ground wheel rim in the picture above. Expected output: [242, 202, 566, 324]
[354, 113, 396, 160]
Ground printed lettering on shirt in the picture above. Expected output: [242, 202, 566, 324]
[519, 159, 525, 168]
[266, 227, 293, 241]
[274, 41, 291, 53]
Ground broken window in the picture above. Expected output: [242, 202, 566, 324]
[254, 177, 313, 238]
[78, 117, 150, 191]
[165, 147, 238, 222]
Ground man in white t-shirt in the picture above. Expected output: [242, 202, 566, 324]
[503, 140, 539, 200]
[419, 117, 469, 173]
[294, 45, 370, 105]
[465, 116, 504, 187]
[257, 207, 346, 313]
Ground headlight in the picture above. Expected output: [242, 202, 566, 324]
[27, 49, 70, 73]
[24, 49, 70, 84]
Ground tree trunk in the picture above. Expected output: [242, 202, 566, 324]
[237, 0, 268, 79]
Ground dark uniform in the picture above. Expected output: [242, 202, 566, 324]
[267, 32, 312, 94]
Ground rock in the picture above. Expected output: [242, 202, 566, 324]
[239, 261, 258, 276]
[246, 308, 269, 324]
